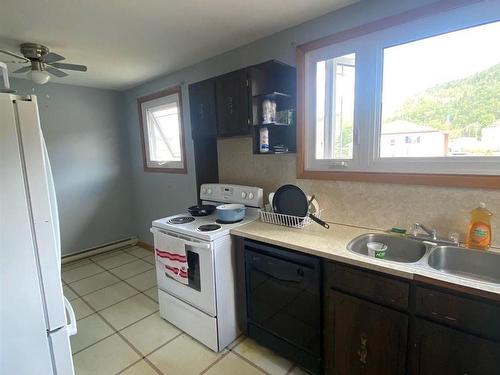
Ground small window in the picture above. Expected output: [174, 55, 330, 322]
[138, 87, 186, 173]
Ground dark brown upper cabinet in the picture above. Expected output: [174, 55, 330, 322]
[188, 79, 219, 201]
[188, 61, 296, 197]
[189, 78, 217, 140]
[215, 69, 251, 137]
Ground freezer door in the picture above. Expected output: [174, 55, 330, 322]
[0, 93, 55, 374]
[43, 135, 61, 263]
[16, 98, 67, 330]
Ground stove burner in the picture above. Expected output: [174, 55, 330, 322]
[216, 219, 243, 225]
[168, 216, 195, 224]
[198, 224, 221, 232]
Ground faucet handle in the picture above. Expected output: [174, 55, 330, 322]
[431, 229, 438, 240]
[408, 224, 419, 237]
[448, 232, 460, 245]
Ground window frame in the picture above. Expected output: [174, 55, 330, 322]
[296, 0, 500, 188]
[137, 86, 187, 174]
[305, 40, 363, 172]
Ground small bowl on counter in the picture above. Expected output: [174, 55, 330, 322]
[367, 242, 388, 259]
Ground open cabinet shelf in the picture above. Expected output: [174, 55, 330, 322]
[250, 63, 296, 155]
[252, 123, 297, 155]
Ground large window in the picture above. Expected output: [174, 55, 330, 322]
[300, 1, 500, 186]
[381, 22, 500, 159]
[138, 87, 187, 173]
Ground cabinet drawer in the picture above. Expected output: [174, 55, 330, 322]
[326, 262, 409, 309]
[415, 286, 500, 341]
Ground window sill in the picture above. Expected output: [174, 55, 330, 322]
[297, 169, 500, 189]
[144, 166, 187, 174]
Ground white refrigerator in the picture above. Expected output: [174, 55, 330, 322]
[0, 93, 77, 374]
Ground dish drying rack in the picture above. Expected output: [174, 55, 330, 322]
[259, 209, 324, 229]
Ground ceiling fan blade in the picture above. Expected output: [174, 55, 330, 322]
[45, 66, 69, 78]
[13, 66, 31, 74]
[49, 62, 87, 72]
[43, 52, 65, 64]
[0, 49, 29, 63]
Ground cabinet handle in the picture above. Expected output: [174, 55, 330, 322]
[227, 96, 234, 115]
[357, 334, 368, 367]
[199, 104, 204, 119]
[431, 311, 458, 323]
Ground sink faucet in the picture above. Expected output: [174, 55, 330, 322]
[413, 223, 438, 240]
[409, 223, 459, 245]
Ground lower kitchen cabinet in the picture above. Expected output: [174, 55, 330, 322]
[324, 290, 408, 375]
[235, 240, 500, 375]
[412, 319, 500, 375]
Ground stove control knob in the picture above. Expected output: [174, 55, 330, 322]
[241, 192, 247, 199]
[201, 187, 207, 194]
[248, 192, 254, 200]
[207, 188, 212, 195]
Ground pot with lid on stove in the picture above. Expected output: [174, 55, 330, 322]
[216, 204, 246, 223]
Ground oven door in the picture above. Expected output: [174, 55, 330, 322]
[152, 228, 216, 316]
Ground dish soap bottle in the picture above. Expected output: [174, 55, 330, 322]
[465, 202, 493, 250]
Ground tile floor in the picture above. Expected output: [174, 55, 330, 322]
[63, 245, 309, 375]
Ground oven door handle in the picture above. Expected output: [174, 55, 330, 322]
[151, 228, 211, 249]
[184, 240, 210, 249]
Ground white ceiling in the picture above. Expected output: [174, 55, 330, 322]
[0, 0, 355, 90]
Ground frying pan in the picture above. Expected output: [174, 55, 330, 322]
[272, 184, 330, 229]
[188, 204, 216, 216]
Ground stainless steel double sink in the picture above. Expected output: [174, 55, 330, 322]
[347, 233, 500, 285]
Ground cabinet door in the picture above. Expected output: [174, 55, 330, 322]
[324, 290, 408, 375]
[215, 69, 250, 137]
[189, 79, 217, 139]
[192, 136, 218, 200]
[412, 319, 500, 375]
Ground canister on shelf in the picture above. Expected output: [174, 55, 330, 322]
[259, 127, 269, 153]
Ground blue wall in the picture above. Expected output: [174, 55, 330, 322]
[10, 78, 135, 255]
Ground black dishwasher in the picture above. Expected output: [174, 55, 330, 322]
[244, 239, 322, 374]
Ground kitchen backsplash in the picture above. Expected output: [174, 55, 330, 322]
[218, 137, 500, 248]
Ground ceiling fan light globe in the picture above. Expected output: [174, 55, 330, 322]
[29, 70, 50, 84]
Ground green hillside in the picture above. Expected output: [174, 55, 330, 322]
[390, 63, 500, 138]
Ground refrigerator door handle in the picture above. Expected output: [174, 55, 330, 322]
[63, 297, 77, 336]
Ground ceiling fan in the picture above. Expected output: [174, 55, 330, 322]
[0, 43, 87, 84]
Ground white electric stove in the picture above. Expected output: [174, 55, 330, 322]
[152, 183, 263, 241]
[151, 183, 263, 352]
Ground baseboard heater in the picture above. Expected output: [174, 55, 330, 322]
[61, 236, 138, 264]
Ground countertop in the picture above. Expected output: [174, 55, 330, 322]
[230, 221, 500, 296]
